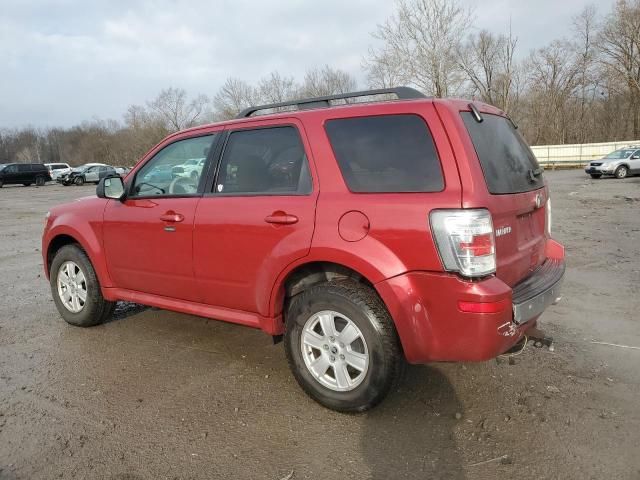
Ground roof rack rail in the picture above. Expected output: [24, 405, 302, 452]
[236, 86, 426, 118]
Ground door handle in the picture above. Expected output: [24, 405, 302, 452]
[264, 212, 299, 225]
[160, 211, 185, 223]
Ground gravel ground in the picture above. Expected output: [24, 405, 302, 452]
[0, 171, 639, 480]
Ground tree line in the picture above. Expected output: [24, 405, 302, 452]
[2, 0, 639, 167]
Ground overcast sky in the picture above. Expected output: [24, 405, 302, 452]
[0, 0, 605, 128]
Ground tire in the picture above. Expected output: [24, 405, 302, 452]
[49, 244, 115, 327]
[74, 176, 85, 186]
[36, 176, 46, 186]
[284, 280, 403, 412]
[590, 174, 602, 179]
[615, 165, 628, 179]
[23, 183, 32, 187]
[0, 180, 3, 188]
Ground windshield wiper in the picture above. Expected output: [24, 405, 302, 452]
[528, 168, 544, 182]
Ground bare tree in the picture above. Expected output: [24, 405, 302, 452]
[300, 65, 358, 97]
[212, 78, 258, 120]
[599, 0, 640, 137]
[363, 47, 409, 89]
[525, 41, 581, 143]
[257, 71, 299, 104]
[147, 87, 209, 131]
[572, 5, 600, 142]
[366, 0, 472, 97]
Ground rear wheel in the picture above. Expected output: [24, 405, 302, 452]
[50, 244, 115, 327]
[36, 176, 46, 186]
[615, 165, 628, 179]
[74, 176, 85, 186]
[590, 174, 602, 179]
[0, 180, 3, 188]
[23, 183, 32, 187]
[284, 280, 402, 412]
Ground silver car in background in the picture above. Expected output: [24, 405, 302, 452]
[585, 146, 640, 179]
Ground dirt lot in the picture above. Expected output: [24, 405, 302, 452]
[0, 170, 639, 480]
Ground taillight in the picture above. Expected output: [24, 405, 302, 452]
[429, 209, 496, 278]
[545, 198, 552, 236]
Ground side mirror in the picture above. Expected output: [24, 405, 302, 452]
[97, 176, 125, 200]
[631, 155, 640, 160]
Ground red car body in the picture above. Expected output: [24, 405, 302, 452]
[43, 97, 564, 364]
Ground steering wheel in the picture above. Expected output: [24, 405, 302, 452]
[168, 176, 198, 194]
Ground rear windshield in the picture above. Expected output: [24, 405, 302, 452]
[325, 114, 444, 193]
[461, 112, 543, 194]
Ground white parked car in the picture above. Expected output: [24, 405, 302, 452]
[44, 162, 71, 181]
[172, 157, 206, 181]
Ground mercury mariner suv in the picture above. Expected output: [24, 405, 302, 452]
[42, 87, 565, 412]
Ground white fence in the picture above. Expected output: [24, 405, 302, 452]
[531, 140, 640, 168]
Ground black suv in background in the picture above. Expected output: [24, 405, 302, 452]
[0, 163, 51, 187]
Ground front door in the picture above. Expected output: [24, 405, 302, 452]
[2, 164, 20, 184]
[193, 121, 318, 317]
[103, 133, 219, 301]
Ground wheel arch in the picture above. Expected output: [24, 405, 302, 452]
[44, 225, 113, 288]
[268, 258, 385, 335]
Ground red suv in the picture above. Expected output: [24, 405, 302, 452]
[42, 87, 565, 412]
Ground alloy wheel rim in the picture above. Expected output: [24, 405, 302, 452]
[57, 261, 88, 313]
[300, 310, 369, 392]
[618, 167, 627, 178]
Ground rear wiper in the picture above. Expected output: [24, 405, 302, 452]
[528, 168, 544, 182]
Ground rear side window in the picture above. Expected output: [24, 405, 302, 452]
[461, 112, 543, 194]
[216, 126, 312, 195]
[325, 114, 444, 193]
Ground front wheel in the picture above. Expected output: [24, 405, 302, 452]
[50, 244, 115, 327]
[74, 176, 85, 186]
[284, 280, 402, 412]
[590, 174, 602, 179]
[615, 165, 628, 179]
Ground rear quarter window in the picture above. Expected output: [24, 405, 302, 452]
[461, 112, 543, 194]
[325, 114, 444, 193]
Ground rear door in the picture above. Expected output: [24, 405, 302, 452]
[193, 119, 317, 317]
[18, 164, 32, 183]
[459, 110, 547, 287]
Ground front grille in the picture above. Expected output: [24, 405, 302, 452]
[591, 162, 603, 166]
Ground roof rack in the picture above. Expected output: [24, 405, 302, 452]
[236, 86, 426, 118]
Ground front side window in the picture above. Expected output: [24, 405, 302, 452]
[325, 114, 444, 193]
[132, 135, 216, 197]
[216, 126, 311, 195]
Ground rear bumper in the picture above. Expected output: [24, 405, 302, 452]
[375, 239, 565, 364]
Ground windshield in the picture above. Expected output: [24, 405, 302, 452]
[604, 149, 635, 159]
[461, 112, 544, 194]
[0, 164, 5, 171]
